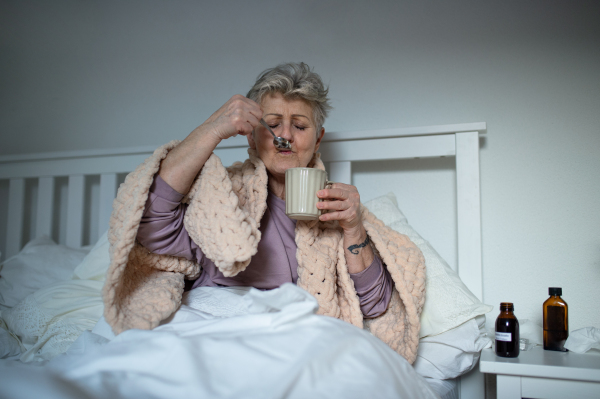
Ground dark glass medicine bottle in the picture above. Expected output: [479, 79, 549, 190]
[543, 287, 569, 352]
[495, 302, 520, 358]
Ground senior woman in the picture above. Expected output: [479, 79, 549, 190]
[103, 63, 425, 364]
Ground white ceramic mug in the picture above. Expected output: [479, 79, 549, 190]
[285, 168, 331, 220]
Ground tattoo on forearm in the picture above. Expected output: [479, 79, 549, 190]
[347, 235, 370, 255]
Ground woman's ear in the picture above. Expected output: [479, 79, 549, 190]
[313, 127, 325, 152]
[247, 130, 257, 150]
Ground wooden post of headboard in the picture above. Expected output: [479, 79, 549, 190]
[455, 131, 483, 301]
[455, 131, 485, 399]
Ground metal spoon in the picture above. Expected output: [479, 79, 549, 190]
[260, 119, 291, 150]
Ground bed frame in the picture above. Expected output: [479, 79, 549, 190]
[0, 122, 487, 398]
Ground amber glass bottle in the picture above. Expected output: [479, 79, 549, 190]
[495, 302, 520, 357]
[543, 287, 568, 352]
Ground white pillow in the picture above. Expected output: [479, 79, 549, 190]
[72, 231, 110, 281]
[2, 279, 105, 362]
[1, 232, 111, 362]
[364, 192, 493, 338]
[413, 314, 491, 379]
[0, 236, 89, 308]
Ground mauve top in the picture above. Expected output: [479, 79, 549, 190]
[137, 175, 392, 318]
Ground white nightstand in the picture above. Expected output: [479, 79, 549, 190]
[479, 346, 600, 399]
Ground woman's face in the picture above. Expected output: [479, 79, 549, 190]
[248, 92, 324, 181]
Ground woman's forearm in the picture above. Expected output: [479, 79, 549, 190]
[158, 126, 222, 195]
[343, 226, 374, 274]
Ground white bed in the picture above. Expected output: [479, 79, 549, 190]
[0, 122, 491, 398]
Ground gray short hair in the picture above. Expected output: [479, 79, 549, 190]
[246, 62, 332, 130]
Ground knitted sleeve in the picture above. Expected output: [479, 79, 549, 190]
[350, 256, 393, 318]
[137, 174, 207, 264]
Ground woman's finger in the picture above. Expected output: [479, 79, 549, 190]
[317, 188, 350, 200]
[319, 210, 345, 222]
[247, 103, 263, 121]
[317, 199, 348, 211]
[325, 182, 355, 191]
[247, 112, 261, 129]
[236, 121, 255, 136]
[319, 208, 359, 224]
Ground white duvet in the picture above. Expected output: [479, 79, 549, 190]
[0, 284, 439, 399]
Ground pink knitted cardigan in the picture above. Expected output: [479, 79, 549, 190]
[102, 141, 426, 363]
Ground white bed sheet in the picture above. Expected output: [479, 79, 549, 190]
[425, 378, 458, 399]
[0, 284, 440, 399]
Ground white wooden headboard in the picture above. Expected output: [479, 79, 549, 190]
[0, 122, 485, 294]
[0, 121, 487, 398]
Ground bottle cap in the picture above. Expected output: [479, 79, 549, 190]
[549, 287, 562, 296]
[500, 302, 514, 311]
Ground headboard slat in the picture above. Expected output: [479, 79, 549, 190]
[36, 176, 55, 238]
[66, 175, 85, 248]
[6, 178, 25, 259]
[99, 173, 117, 239]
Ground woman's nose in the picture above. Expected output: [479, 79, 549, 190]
[278, 123, 293, 141]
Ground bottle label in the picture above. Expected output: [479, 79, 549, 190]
[496, 332, 512, 342]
